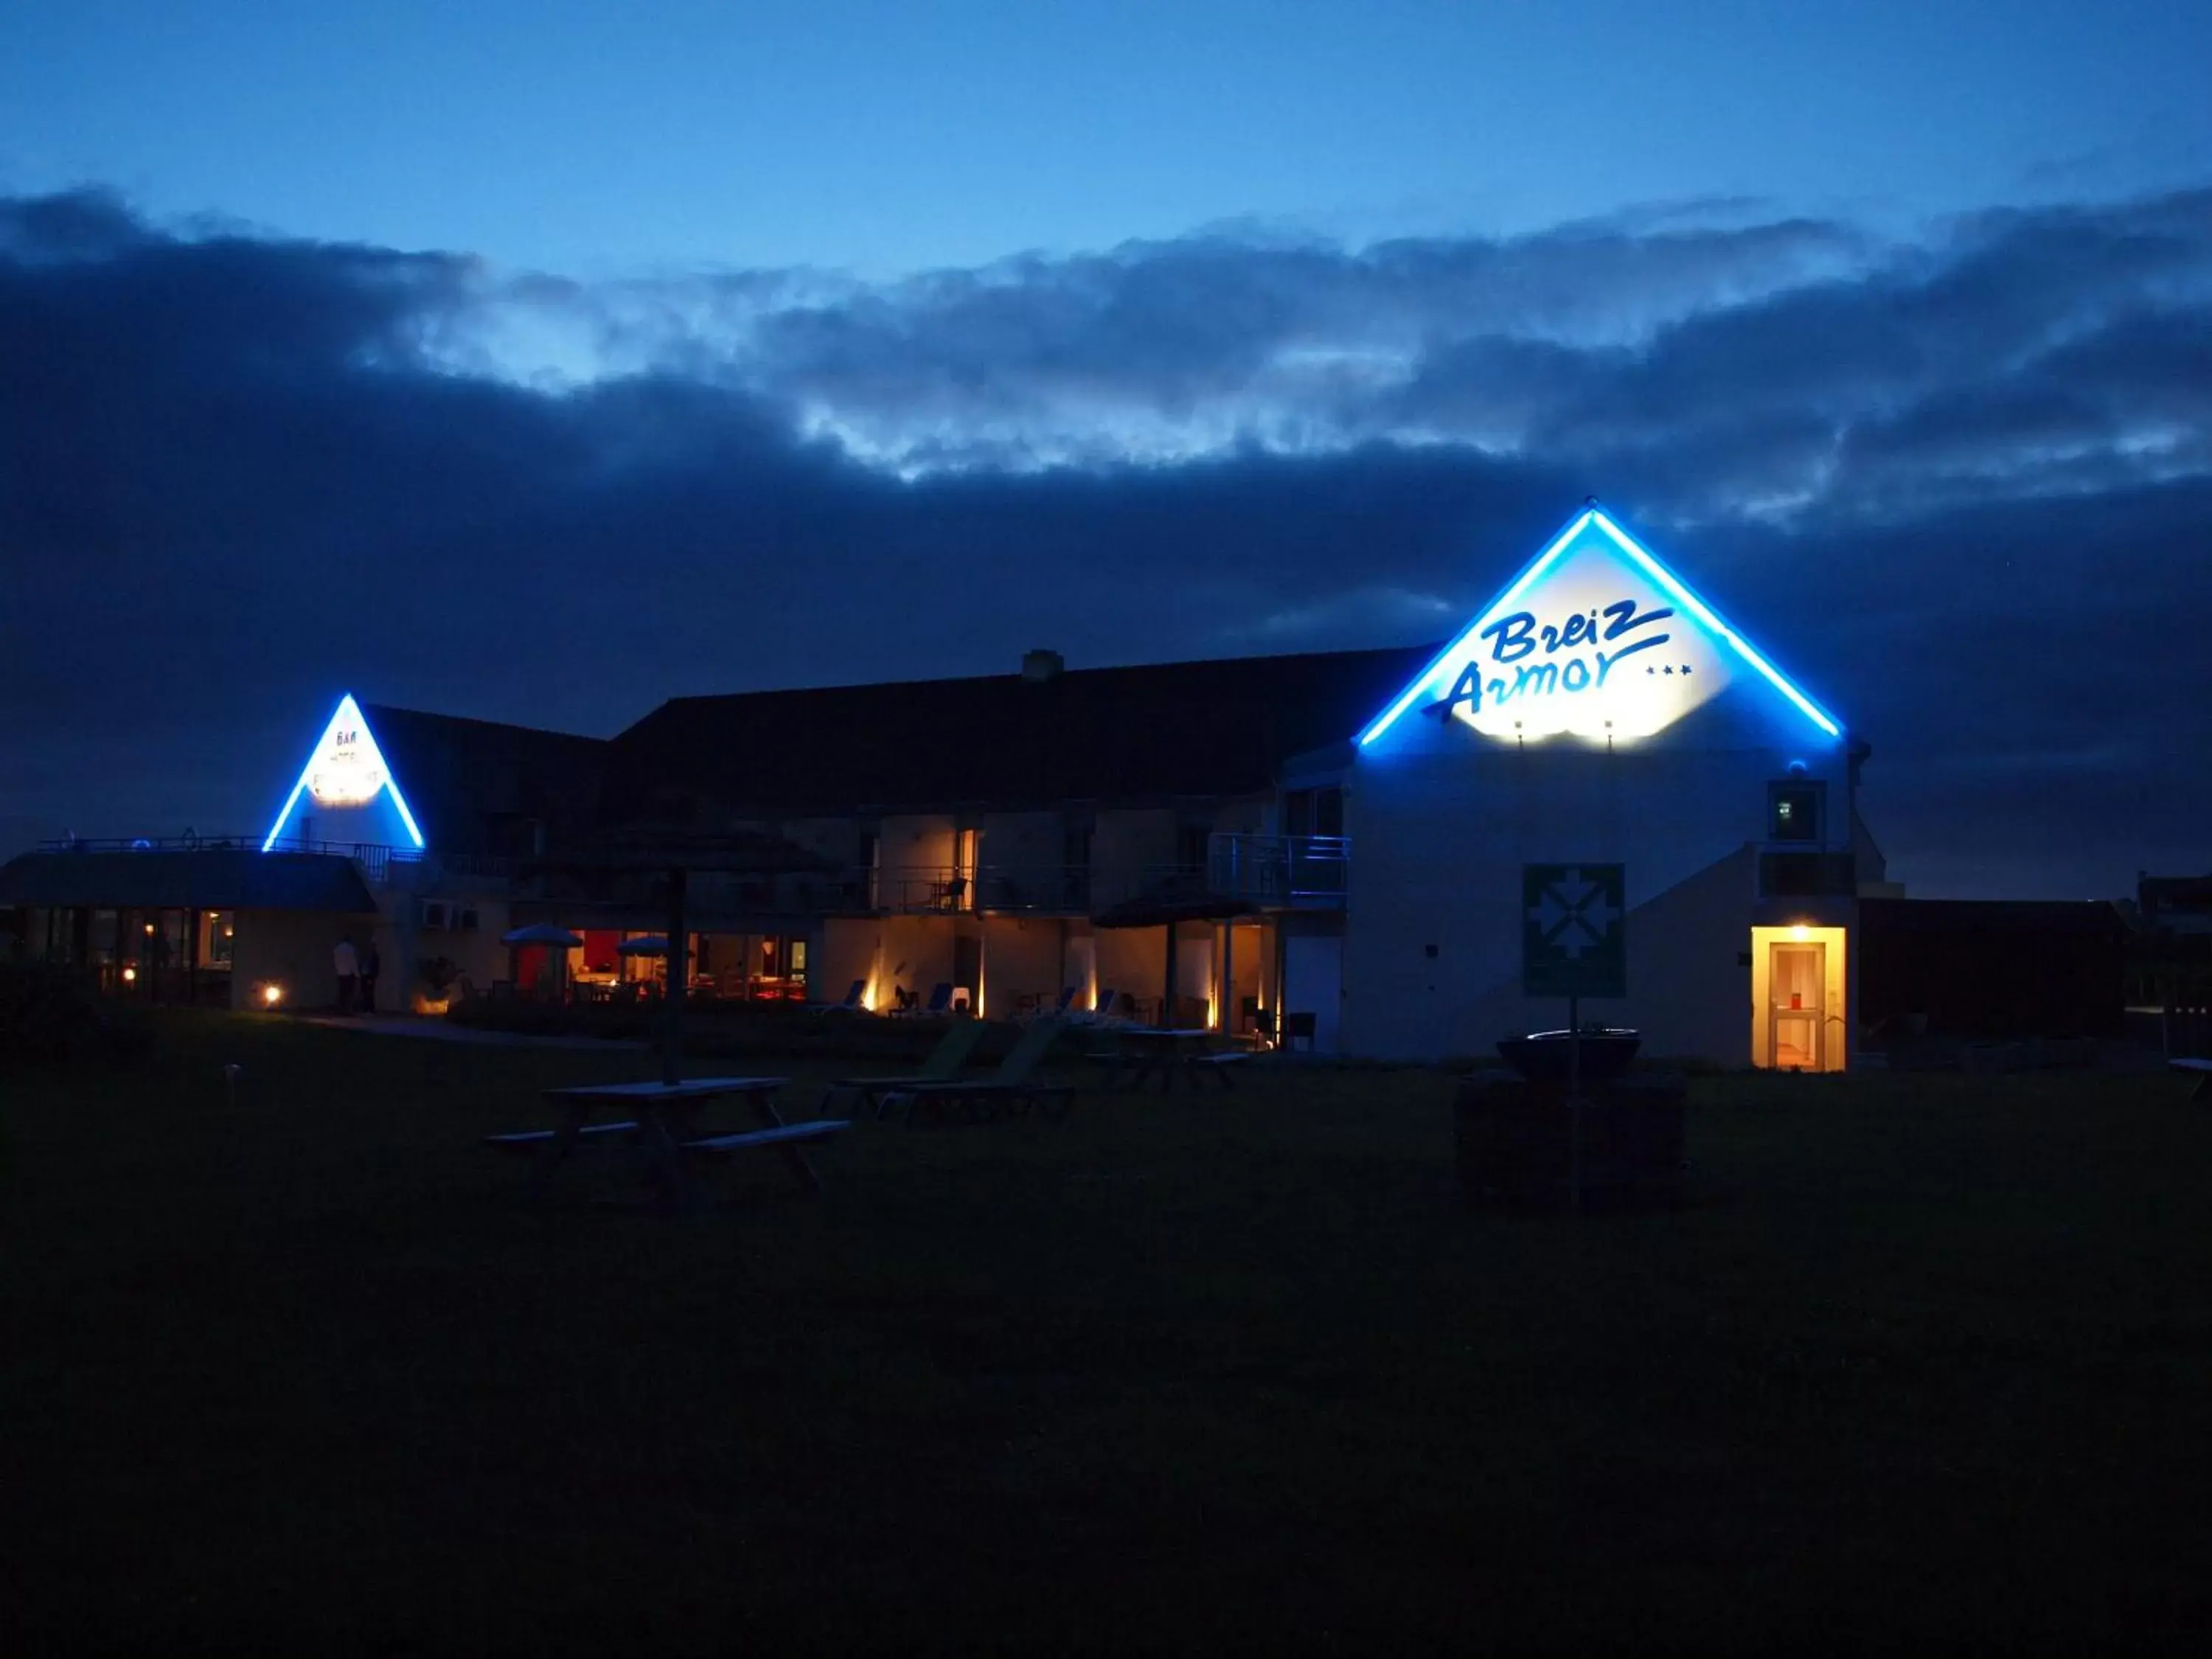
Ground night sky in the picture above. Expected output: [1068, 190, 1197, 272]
[4, 1, 2210, 899]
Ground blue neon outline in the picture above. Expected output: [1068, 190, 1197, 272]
[1356, 509, 1593, 745]
[1584, 512, 1840, 737]
[1355, 505, 1841, 745]
[261, 693, 426, 852]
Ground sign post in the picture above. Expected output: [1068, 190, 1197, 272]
[1523, 863, 1627, 1212]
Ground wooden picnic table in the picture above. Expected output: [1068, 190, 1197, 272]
[486, 1076, 844, 1211]
[1096, 1027, 1249, 1093]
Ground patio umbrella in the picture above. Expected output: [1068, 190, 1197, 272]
[1093, 877, 1257, 1029]
[616, 934, 669, 956]
[501, 922, 583, 947]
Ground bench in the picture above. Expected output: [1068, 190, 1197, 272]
[490, 1074, 831, 1208]
[2174, 1057, 2212, 1102]
[683, 1121, 850, 1154]
[484, 1121, 639, 1149]
[1183, 1051, 1251, 1092]
[882, 1082, 1077, 1125]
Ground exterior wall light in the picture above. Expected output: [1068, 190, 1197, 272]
[121, 964, 138, 983]
[262, 984, 285, 1006]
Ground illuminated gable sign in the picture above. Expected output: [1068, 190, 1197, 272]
[262, 694, 425, 850]
[1358, 507, 1840, 746]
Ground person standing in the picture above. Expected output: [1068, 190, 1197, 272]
[333, 933, 358, 1015]
[358, 938, 381, 1016]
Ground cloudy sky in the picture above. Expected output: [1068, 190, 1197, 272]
[4, 1, 2211, 897]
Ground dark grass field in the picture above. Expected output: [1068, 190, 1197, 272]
[4, 1015, 2208, 1654]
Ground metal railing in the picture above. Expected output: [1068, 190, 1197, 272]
[1206, 833, 1350, 906]
[839, 864, 1091, 915]
[31, 835, 1353, 914]
[26, 834, 541, 891]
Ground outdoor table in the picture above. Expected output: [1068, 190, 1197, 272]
[1105, 1028, 1222, 1093]
[504, 1076, 808, 1211]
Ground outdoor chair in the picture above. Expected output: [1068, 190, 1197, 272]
[813, 978, 867, 1015]
[907, 982, 955, 1018]
[1281, 1011, 1317, 1052]
[1072, 987, 1122, 1024]
[824, 1019, 992, 1118]
[883, 1017, 1074, 1125]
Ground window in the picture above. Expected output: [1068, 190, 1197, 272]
[1767, 781, 1823, 844]
[1176, 822, 1211, 876]
[1284, 786, 1343, 838]
[1312, 787, 1344, 838]
[202, 911, 236, 968]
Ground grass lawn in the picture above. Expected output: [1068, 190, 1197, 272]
[4, 1015, 2208, 1654]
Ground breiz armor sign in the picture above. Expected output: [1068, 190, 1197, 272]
[1523, 863, 1627, 999]
[1357, 507, 1840, 748]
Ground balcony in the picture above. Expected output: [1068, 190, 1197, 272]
[855, 864, 1093, 916]
[1206, 833, 1349, 908]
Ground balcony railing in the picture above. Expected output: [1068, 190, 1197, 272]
[32, 835, 1351, 914]
[1207, 833, 1349, 907]
[38, 833, 431, 886]
[851, 864, 1096, 915]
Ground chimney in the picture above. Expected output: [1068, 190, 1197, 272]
[1021, 648, 1065, 684]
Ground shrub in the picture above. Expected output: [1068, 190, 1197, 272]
[0, 964, 155, 1067]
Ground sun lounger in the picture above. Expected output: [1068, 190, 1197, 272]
[883, 1016, 1074, 1124]
[824, 1018, 990, 1117]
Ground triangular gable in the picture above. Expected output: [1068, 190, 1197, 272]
[262, 694, 425, 851]
[1357, 507, 1840, 746]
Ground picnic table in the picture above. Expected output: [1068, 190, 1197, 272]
[1092, 1027, 1250, 1093]
[485, 1076, 846, 1211]
[2174, 1057, 2212, 1102]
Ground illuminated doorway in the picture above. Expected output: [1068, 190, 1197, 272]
[1770, 942, 1825, 1069]
[1750, 925, 1848, 1071]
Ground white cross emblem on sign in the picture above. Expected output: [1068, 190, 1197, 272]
[1528, 869, 1621, 959]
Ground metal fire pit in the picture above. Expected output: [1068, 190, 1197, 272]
[1495, 1027, 1641, 1085]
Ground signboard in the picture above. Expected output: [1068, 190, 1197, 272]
[1523, 863, 1626, 998]
[1438, 535, 1731, 740]
[1357, 508, 1841, 750]
[307, 715, 389, 807]
[262, 692, 425, 852]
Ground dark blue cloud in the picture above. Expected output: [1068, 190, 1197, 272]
[1, 186, 2208, 897]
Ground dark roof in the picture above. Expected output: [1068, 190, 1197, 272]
[360, 703, 608, 855]
[602, 644, 1437, 818]
[0, 851, 378, 914]
[2139, 874, 2212, 917]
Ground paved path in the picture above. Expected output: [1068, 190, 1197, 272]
[301, 1015, 644, 1051]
